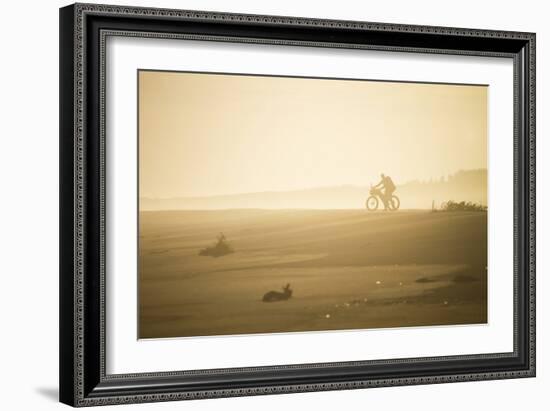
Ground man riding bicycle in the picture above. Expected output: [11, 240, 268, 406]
[373, 173, 396, 210]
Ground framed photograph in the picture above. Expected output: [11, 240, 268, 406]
[59, 3, 536, 407]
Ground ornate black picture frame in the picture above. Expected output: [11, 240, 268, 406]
[59, 3, 535, 407]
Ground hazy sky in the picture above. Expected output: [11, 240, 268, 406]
[139, 70, 487, 198]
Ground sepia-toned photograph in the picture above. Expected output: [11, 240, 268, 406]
[138, 70, 488, 339]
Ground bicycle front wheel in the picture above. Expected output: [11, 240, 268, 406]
[366, 196, 379, 211]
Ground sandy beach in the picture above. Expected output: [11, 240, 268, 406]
[139, 209, 487, 338]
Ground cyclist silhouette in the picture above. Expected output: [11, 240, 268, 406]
[373, 173, 396, 210]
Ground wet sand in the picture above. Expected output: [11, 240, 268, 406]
[139, 210, 487, 338]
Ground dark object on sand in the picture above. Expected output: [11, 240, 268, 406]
[199, 233, 234, 257]
[453, 273, 477, 283]
[262, 283, 292, 302]
[440, 200, 487, 212]
[416, 276, 437, 283]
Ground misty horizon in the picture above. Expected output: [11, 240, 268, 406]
[140, 168, 487, 210]
[141, 168, 487, 201]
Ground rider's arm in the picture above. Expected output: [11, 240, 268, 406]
[374, 180, 383, 188]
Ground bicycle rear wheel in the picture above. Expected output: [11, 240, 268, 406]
[388, 195, 400, 211]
